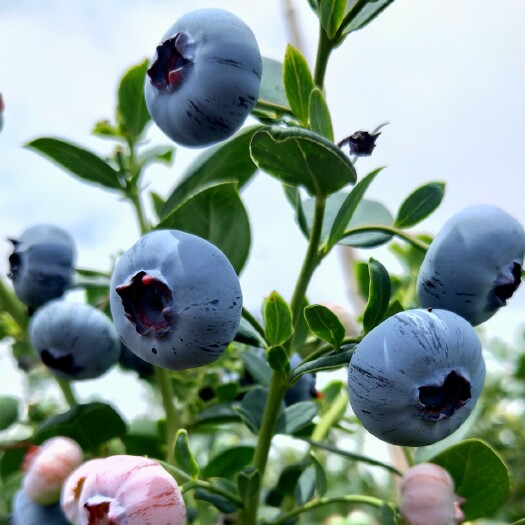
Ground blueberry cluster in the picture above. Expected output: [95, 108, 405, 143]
[348, 204, 525, 446]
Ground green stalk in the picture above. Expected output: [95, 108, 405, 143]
[240, 196, 327, 524]
[341, 225, 430, 252]
[238, 371, 288, 525]
[268, 495, 392, 524]
[242, 306, 267, 341]
[156, 367, 178, 466]
[313, 27, 334, 89]
[289, 195, 326, 329]
[55, 378, 78, 407]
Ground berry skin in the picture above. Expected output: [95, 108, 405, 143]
[23, 437, 83, 505]
[417, 204, 525, 326]
[12, 489, 70, 525]
[8, 224, 76, 309]
[61, 455, 186, 525]
[145, 8, 262, 148]
[399, 463, 465, 525]
[348, 308, 485, 447]
[109, 230, 242, 370]
[29, 300, 120, 380]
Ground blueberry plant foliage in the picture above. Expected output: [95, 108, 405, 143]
[0, 2, 524, 524]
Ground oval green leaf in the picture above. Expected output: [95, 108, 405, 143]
[430, 438, 510, 520]
[308, 88, 334, 141]
[394, 181, 445, 229]
[156, 182, 251, 274]
[283, 45, 315, 125]
[161, 125, 261, 217]
[174, 429, 199, 479]
[362, 258, 391, 333]
[304, 304, 345, 348]
[0, 396, 19, 431]
[264, 291, 293, 347]
[117, 59, 151, 142]
[26, 138, 123, 190]
[250, 126, 356, 197]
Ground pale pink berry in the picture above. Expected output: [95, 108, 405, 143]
[61, 455, 186, 525]
[399, 463, 465, 525]
[23, 436, 83, 506]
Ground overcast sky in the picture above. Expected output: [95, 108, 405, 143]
[1, 1, 525, 410]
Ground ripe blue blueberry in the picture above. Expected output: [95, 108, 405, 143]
[348, 308, 485, 447]
[285, 353, 318, 406]
[12, 489, 70, 525]
[109, 230, 242, 370]
[144, 8, 262, 147]
[29, 301, 120, 381]
[417, 204, 525, 326]
[8, 224, 76, 309]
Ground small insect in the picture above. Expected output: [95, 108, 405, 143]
[337, 130, 381, 156]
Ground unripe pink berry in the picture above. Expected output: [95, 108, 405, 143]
[399, 463, 464, 525]
[61, 455, 186, 525]
[23, 436, 83, 505]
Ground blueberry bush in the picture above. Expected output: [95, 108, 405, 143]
[1, 2, 524, 524]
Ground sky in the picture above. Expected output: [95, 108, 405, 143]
[1, 0, 525, 414]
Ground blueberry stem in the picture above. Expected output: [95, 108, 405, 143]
[55, 377, 78, 408]
[267, 495, 394, 524]
[155, 367, 178, 466]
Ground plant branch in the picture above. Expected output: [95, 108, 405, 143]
[267, 494, 394, 524]
[341, 225, 430, 252]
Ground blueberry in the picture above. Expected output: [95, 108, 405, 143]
[11, 489, 70, 525]
[348, 308, 485, 447]
[109, 230, 243, 370]
[285, 353, 318, 406]
[29, 300, 120, 380]
[417, 204, 525, 326]
[8, 224, 76, 309]
[144, 8, 262, 148]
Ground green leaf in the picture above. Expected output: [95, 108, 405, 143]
[26, 138, 122, 190]
[122, 418, 164, 459]
[362, 258, 391, 333]
[235, 387, 284, 434]
[255, 58, 290, 115]
[116, 59, 151, 142]
[194, 479, 241, 513]
[341, 198, 394, 247]
[92, 119, 120, 139]
[174, 429, 199, 479]
[34, 402, 127, 452]
[327, 167, 383, 248]
[280, 401, 319, 435]
[150, 191, 165, 221]
[238, 467, 261, 504]
[250, 126, 356, 197]
[308, 88, 334, 141]
[156, 182, 250, 274]
[235, 317, 266, 348]
[138, 145, 175, 169]
[266, 345, 290, 373]
[0, 447, 26, 481]
[161, 125, 261, 217]
[239, 348, 272, 387]
[339, 0, 397, 40]
[266, 459, 311, 507]
[304, 304, 345, 348]
[394, 181, 445, 229]
[291, 346, 355, 380]
[202, 445, 255, 480]
[0, 396, 19, 431]
[283, 45, 315, 125]
[320, 0, 347, 38]
[430, 438, 510, 521]
[264, 291, 293, 347]
[309, 452, 328, 497]
[195, 404, 241, 428]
